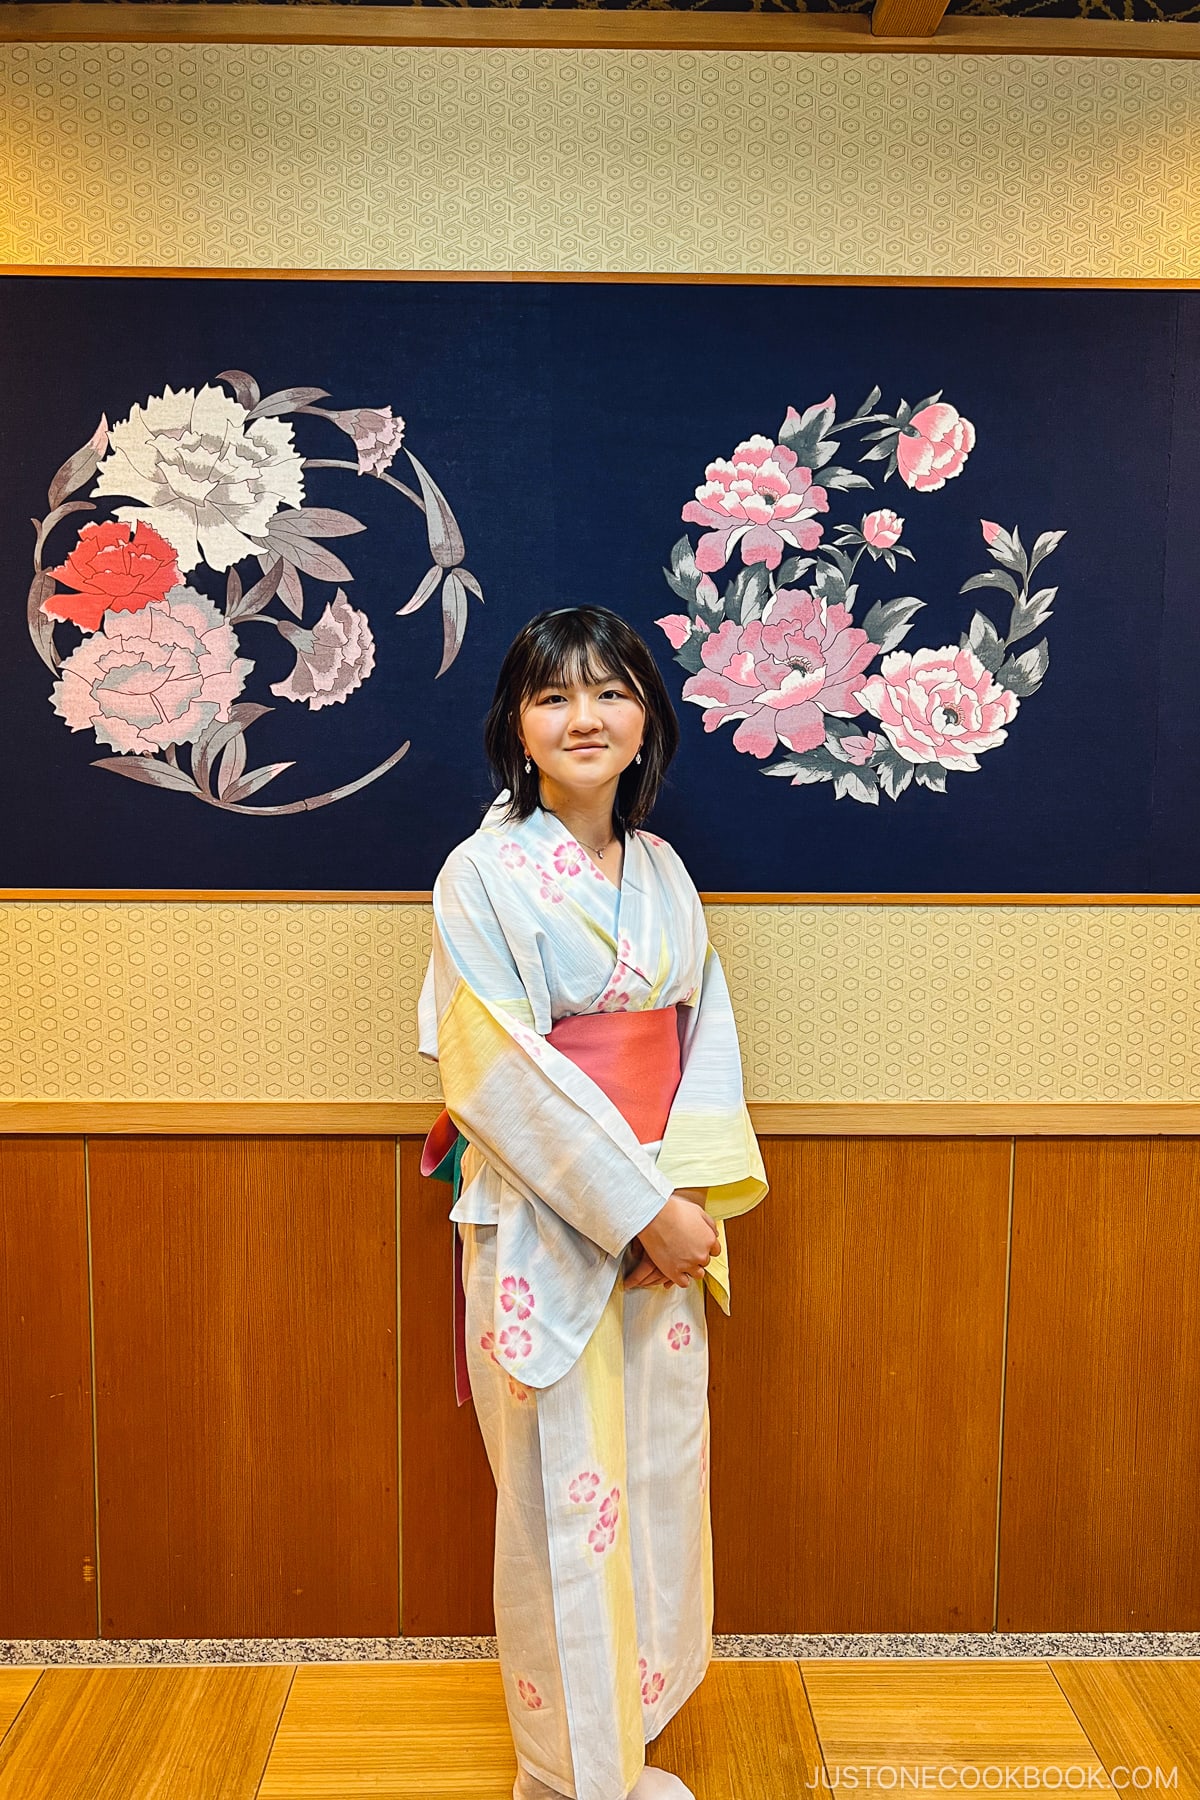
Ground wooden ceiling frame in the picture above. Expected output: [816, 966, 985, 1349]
[2, 2, 1199, 58]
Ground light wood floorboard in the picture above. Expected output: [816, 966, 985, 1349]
[257, 1663, 516, 1798]
[649, 1661, 823, 1799]
[0, 1665, 294, 1800]
[800, 1660, 1113, 1778]
[1052, 1662, 1200, 1798]
[0, 1673, 40, 1745]
[0, 1660, 1197, 1797]
[257, 1661, 812, 1797]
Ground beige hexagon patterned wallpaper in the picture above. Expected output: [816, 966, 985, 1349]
[1, 43, 1199, 275]
[2, 40, 1198, 1106]
[1, 902, 1198, 1103]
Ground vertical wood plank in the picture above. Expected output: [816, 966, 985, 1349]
[999, 1139, 1200, 1629]
[398, 1139, 496, 1636]
[88, 1137, 398, 1639]
[710, 1138, 1010, 1632]
[0, 1139, 95, 1639]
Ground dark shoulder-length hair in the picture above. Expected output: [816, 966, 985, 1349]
[483, 606, 680, 831]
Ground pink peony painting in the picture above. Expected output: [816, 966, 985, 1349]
[660, 390, 1064, 805]
[29, 371, 483, 814]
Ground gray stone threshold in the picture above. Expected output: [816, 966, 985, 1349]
[2, 1633, 1198, 1667]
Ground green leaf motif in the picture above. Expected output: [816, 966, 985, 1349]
[1006, 587, 1056, 646]
[860, 596, 924, 654]
[875, 750, 914, 801]
[960, 569, 1021, 602]
[834, 767, 880, 805]
[1029, 529, 1067, 574]
[821, 467, 875, 492]
[996, 641, 1049, 697]
[674, 635, 706, 676]
[663, 536, 702, 605]
[966, 611, 1005, 674]
[775, 555, 815, 587]
[914, 763, 948, 793]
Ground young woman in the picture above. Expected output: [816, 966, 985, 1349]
[418, 606, 767, 1800]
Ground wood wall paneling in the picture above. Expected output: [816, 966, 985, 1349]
[998, 1139, 1200, 1630]
[0, 1138, 96, 1638]
[398, 1139, 496, 1636]
[87, 1137, 398, 1639]
[708, 1137, 1011, 1634]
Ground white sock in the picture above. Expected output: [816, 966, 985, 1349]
[628, 1769, 695, 1800]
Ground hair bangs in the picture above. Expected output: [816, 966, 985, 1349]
[516, 614, 638, 706]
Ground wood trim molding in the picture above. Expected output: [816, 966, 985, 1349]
[5, 272, 1200, 291]
[2, 891, 1198, 907]
[2, 1101, 1199, 1136]
[2, 5, 1199, 58]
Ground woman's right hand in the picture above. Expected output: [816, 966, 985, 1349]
[637, 1194, 721, 1289]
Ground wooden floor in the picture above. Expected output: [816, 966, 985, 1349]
[0, 1658, 1198, 1799]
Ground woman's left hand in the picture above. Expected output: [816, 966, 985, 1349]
[623, 1238, 673, 1289]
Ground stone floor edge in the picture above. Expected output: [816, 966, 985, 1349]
[1, 1631, 1198, 1667]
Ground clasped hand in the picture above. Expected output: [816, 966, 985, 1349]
[623, 1190, 719, 1290]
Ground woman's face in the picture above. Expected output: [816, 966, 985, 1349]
[518, 668, 645, 801]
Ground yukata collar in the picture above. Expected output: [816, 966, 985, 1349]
[482, 791, 656, 986]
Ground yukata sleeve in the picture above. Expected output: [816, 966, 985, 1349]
[653, 882, 769, 1313]
[417, 845, 677, 1258]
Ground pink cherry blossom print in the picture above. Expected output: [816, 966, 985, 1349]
[895, 402, 975, 492]
[639, 1660, 666, 1706]
[517, 1678, 544, 1710]
[507, 1377, 531, 1404]
[588, 1486, 622, 1553]
[854, 644, 1018, 772]
[500, 1275, 536, 1321]
[479, 1329, 503, 1372]
[535, 865, 565, 904]
[682, 435, 829, 572]
[499, 841, 527, 870]
[552, 841, 588, 877]
[637, 829, 665, 847]
[667, 1322, 692, 1351]
[509, 1021, 546, 1060]
[498, 1325, 533, 1361]
[569, 1471, 601, 1505]
[682, 586, 875, 759]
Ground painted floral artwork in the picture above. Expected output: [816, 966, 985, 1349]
[27, 374, 482, 812]
[658, 390, 1065, 804]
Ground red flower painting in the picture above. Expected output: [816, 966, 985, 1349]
[43, 519, 181, 633]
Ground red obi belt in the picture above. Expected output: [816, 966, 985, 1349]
[421, 1003, 683, 1404]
